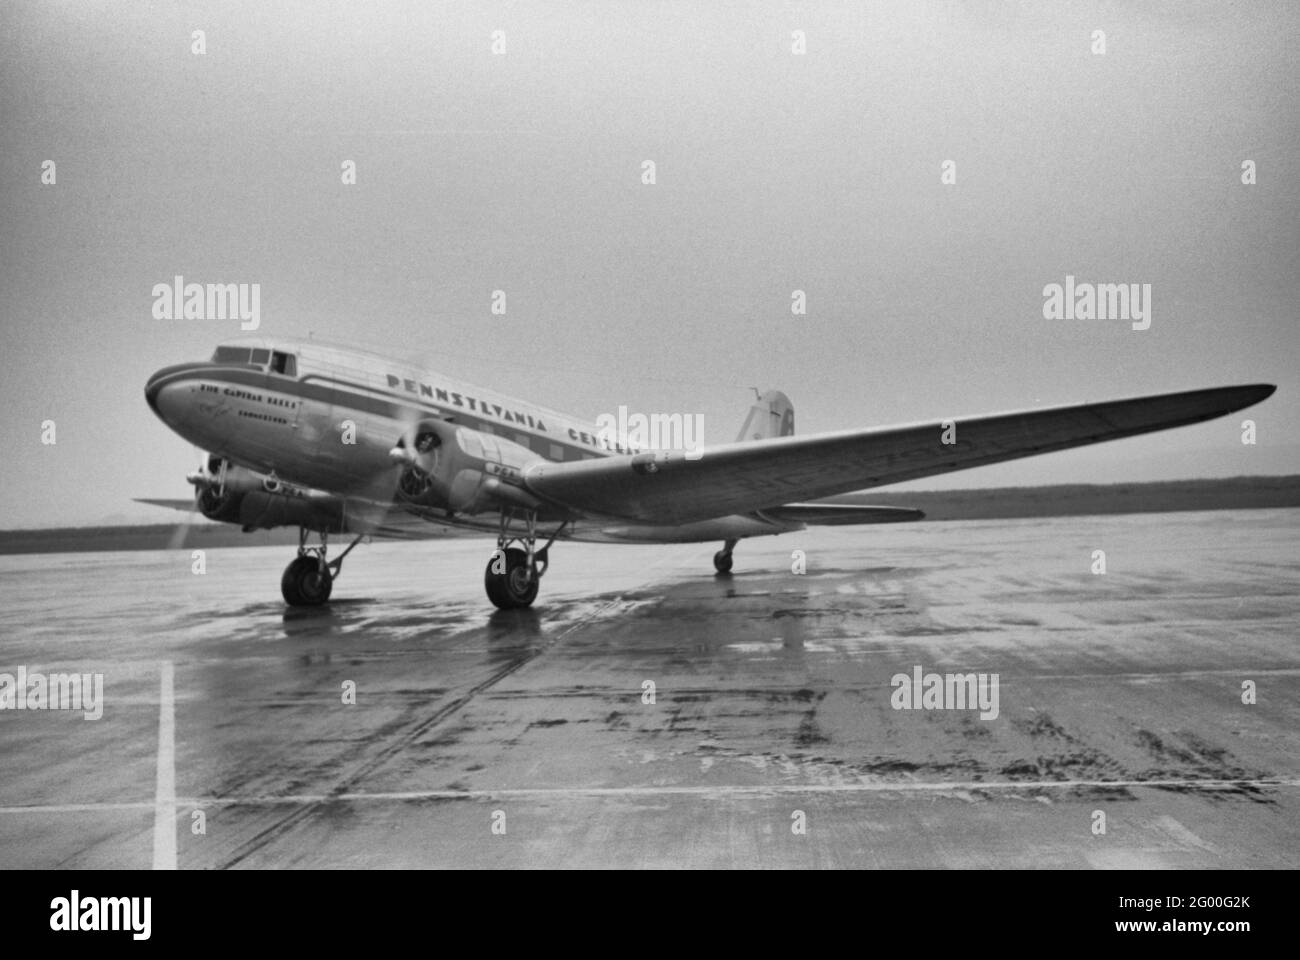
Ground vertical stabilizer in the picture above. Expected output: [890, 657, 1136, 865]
[735, 390, 794, 442]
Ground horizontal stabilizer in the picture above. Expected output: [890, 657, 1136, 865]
[762, 503, 924, 525]
[133, 498, 197, 512]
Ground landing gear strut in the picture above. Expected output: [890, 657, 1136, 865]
[713, 539, 737, 575]
[484, 509, 567, 610]
[281, 528, 364, 606]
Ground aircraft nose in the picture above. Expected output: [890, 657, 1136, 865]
[145, 363, 203, 424]
[144, 369, 165, 413]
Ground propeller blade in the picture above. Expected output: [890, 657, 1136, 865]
[168, 449, 208, 550]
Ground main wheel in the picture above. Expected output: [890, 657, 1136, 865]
[281, 555, 333, 606]
[485, 548, 539, 609]
[713, 550, 733, 575]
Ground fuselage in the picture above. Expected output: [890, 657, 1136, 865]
[144, 337, 791, 544]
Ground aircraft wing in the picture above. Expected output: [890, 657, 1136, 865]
[522, 384, 1275, 525]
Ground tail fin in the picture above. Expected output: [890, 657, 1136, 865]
[735, 390, 795, 442]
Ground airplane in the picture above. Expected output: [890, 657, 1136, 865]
[142, 337, 1275, 609]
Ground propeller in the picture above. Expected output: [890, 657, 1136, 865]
[340, 396, 435, 536]
[166, 449, 212, 550]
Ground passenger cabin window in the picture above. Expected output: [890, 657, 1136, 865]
[270, 352, 297, 377]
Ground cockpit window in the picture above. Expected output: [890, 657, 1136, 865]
[212, 346, 252, 364]
[270, 352, 296, 377]
[211, 345, 294, 374]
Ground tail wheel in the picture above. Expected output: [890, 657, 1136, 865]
[713, 550, 733, 575]
[485, 548, 539, 609]
[282, 555, 333, 606]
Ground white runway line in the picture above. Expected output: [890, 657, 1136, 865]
[183, 777, 1300, 804]
[152, 660, 176, 870]
[1, 777, 1295, 815]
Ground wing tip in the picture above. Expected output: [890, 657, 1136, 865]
[1227, 383, 1276, 411]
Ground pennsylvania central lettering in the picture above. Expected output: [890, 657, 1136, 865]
[386, 374, 548, 432]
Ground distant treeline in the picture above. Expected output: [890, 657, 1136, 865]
[0, 524, 306, 554]
[828, 475, 1300, 521]
[1, 475, 1297, 554]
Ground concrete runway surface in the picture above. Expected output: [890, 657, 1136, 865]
[1, 508, 1297, 869]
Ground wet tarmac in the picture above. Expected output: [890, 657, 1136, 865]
[1, 508, 1297, 869]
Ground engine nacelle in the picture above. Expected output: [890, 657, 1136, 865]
[392, 420, 544, 515]
[192, 456, 345, 531]
[192, 457, 262, 523]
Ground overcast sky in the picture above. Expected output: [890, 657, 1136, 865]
[2, 0, 1297, 528]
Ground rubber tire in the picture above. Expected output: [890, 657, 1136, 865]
[713, 550, 733, 575]
[485, 547, 539, 609]
[282, 555, 333, 606]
